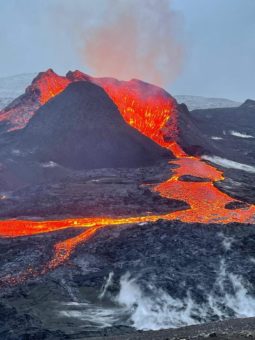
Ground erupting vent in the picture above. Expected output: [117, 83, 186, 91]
[67, 71, 186, 157]
[0, 69, 185, 156]
[30, 69, 71, 105]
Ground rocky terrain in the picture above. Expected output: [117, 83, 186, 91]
[0, 162, 188, 219]
[0, 70, 254, 340]
[0, 81, 170, 169]
[190, 100, 255, 163]
[184, 100, 255, 204]
[1, 221, 255, 339]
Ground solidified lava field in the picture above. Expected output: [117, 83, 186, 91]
[0, 70, 255, 339]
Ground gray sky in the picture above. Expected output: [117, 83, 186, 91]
[0, 0, 254, 101]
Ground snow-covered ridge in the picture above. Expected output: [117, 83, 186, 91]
[0, 73, 36, 109]
[175, 95, 241, 111]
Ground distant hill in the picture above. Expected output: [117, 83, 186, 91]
[175, 95, 241, 111]
[0, 73, 241, 112]
[189, 99, 255, 165]
[0, 73, 36, 109]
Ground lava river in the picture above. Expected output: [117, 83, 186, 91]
[0, 76, 255, 285]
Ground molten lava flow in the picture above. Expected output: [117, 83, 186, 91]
[66, 71, 186, 157]
[155, 157, 255, 224]
[0, 215, 164, 238]
[0, 70, 255, 286]
[93, 79, 187, 158]
[0, 69, 186, 158]
[67, 72, 186, 158]
[1, 155, 255, 283]
[94, 80, 175, 143]
[30, 69, 71, 105]
[0, 69, 72, 131]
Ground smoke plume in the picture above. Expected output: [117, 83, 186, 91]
[53, 0, 185, 86]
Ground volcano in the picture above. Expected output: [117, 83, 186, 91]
[0, 69, 70, 132]
[7, 81, 170, 169]
[0, 69, 185, 156]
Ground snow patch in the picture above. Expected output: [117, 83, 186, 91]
[41, 161, 58, 168]
[202, 155, 255, 174]
[230, 131, 254, 138]
[211, 136, 223, 140]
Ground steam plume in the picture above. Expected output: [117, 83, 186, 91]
[53, 0, 185, 86]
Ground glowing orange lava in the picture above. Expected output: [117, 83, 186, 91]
[33, 70, 71, 105]
[155, 157, 255, 224]
[93, 79, 187, 158]
[0, 70, 254, 285]
[66, 72, 187, 158]
[1, 154, 254, 279]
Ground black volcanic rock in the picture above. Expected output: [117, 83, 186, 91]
[179, 175, 211, 182]
[13, 81, 171, 169]
[0, 69, 70, 132]
[163, 102, 219, 157]
[177, 103, 216, 155]
[163, 97, 255, 167]
[189, 100, 255, 165]
[240, 99, 255, 109]
[225, 201, 249, 210]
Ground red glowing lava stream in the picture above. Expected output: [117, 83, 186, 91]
[0, 77, 255, 285]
